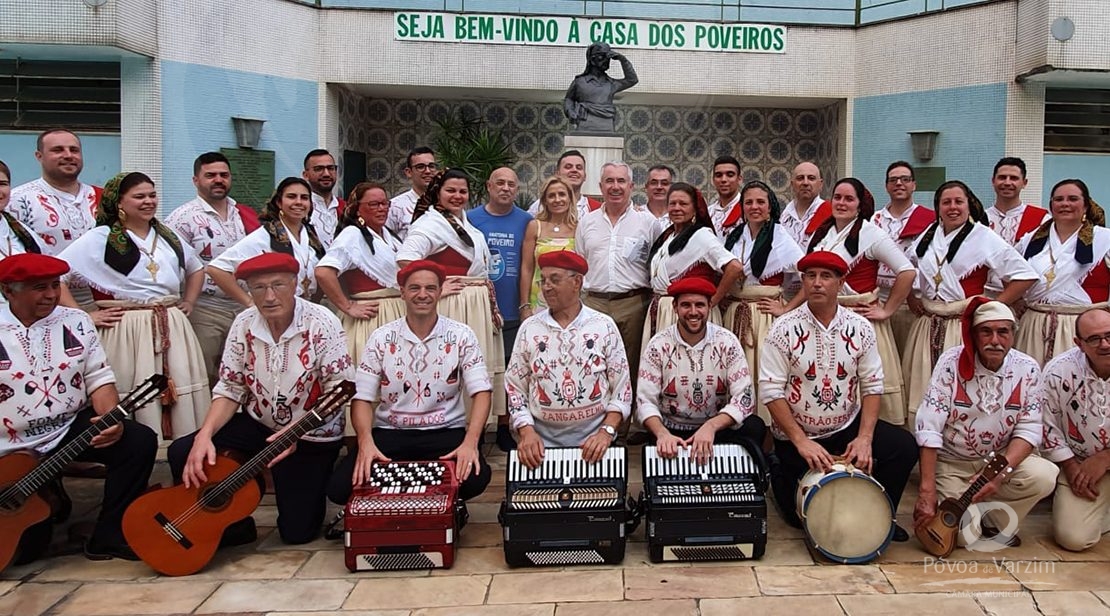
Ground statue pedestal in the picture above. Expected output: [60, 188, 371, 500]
[564, 134, 625, 198]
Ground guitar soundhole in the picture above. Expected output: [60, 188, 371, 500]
[942, 512, 958, 526]
[199, 485, 231, 511]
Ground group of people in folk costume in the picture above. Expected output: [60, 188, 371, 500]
[3, 128, 1110, 566]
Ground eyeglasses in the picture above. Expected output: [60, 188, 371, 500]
[247, 281, 293, 296]
[887, 175, 914, 184]
[539, 274, 579, 288]
[1081, 333, 1110, 346]
[409, 162, 439, 172]
[310, 165, 338, 173]
[360, 200, 390, 209]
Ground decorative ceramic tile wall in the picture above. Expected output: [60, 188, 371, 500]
[336, 87, 840, 206]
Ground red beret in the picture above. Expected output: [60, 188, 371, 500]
[397, 260, 446, 287]
[797, 251, 849, 276]
[235, 253, 300, 280]
[537, 250, 588, 275]
[0, 253, 70, 283]
[667, 276, 717, 298]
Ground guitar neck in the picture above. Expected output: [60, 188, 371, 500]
[954, 460, 1007, 511]
[11, 405, 127, 498]
[210, 408, 333, 499]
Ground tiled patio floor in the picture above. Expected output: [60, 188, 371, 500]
[2, 439, 1108, 615]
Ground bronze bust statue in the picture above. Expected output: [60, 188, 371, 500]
[563, 43, 638, 135]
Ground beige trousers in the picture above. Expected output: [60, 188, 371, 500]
[585, 292, 650, 436]
[1052, 470, 1110, 552]
[188, 298, 244, 387]
[935, 454, 1058, 545]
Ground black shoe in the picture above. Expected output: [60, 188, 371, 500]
[324, 511, 344, 541]
[981, 524, 1021, 547]
[496, 424, 516, 452]
[84, 539, 140, 561]
[892, 524, 909, 542]
[219, 516, 258, 548]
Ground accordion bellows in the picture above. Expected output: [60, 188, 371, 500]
[344, 461, 462, 571]
[499, 447, 630, 567]
[641, 443, 768, 562]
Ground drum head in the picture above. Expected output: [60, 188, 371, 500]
[802, 474, 894, 563]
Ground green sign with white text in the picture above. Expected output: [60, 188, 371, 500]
[394, 12, 787, 53]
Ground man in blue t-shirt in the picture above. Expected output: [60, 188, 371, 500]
[469, 167, 533, 451]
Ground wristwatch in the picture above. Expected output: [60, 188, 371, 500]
[599, 425, 617, 442]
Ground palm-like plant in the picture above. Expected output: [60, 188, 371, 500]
[432, 109, 515, 205]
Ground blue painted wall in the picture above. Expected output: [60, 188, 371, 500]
[852, 83, 1008, 208]
[0, 132, 121, 187]
[1043, 153, 1110, 207]
[160, 60, 318, 210]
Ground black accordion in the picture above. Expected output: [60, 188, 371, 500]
[640, 442, 767, 562]
[499, 447, 629, 567]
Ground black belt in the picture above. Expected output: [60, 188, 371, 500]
[587, 288, 651, 301]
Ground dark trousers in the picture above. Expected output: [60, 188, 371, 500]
[771, 416, 918, 527]
[16, 408, 157, 563]
[657, 415, 768, 448]
[167, 413, 341, 545]
[328, 427, 491, 505]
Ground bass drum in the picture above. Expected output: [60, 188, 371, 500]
[795, 460, 894, 564]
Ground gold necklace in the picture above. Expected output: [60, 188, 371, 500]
[1045, 244, 1057, 288]
[134, 230, 160, 282]
[932, 249, 947, 296]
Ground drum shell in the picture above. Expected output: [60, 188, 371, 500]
[795, 463, 895, 564]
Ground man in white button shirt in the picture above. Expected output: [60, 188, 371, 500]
[575, 161, 659, 391]
[708, 155, 744, 241]
[10, 129, 102, 310]
[528, 150, 602, 220]
[166, 152, 261, 386]
[642, 164, 673, 224]
[870, 161, 934, 355]
[302, 149, 344, 247]
[780, 161, 830, 299]
[386, 147, 437, 240]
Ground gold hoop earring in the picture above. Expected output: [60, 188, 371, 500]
[118, 209, 127, 223]
[357, 216, 366, 227]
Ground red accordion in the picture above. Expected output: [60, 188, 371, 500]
[343, 460, 461, 571]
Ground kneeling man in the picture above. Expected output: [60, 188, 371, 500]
[505, 250, 632, 468]
[329, 260, 492, 505]
[760, 251, 917, 540]
[1039, 308, 1110, 551]
[637, 276, 766, 462]
[914, 298, 1057, 548]
[170, 253, 354, 545]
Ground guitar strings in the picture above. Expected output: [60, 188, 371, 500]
[160, 388, 350, 533]
[2, 383, 159, 504]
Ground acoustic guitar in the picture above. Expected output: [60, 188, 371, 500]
[915, 452, 1011, 558]
[122, 380, 355, 576]
[0, 374, 168, 571]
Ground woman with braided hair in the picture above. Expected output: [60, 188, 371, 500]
[720, 180, 804, 423]
[396, 168, 505, 415]
[1015, 179, 1110, 365]
[57, 171, 210, 439]
[315, 181, 404, 368]
[791, 177, 917, 425]
[0, 160, 45, 307]
[207, 177, 326, 304]
[902, 180, 1038, 418]
[641, 182, 742, 354]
